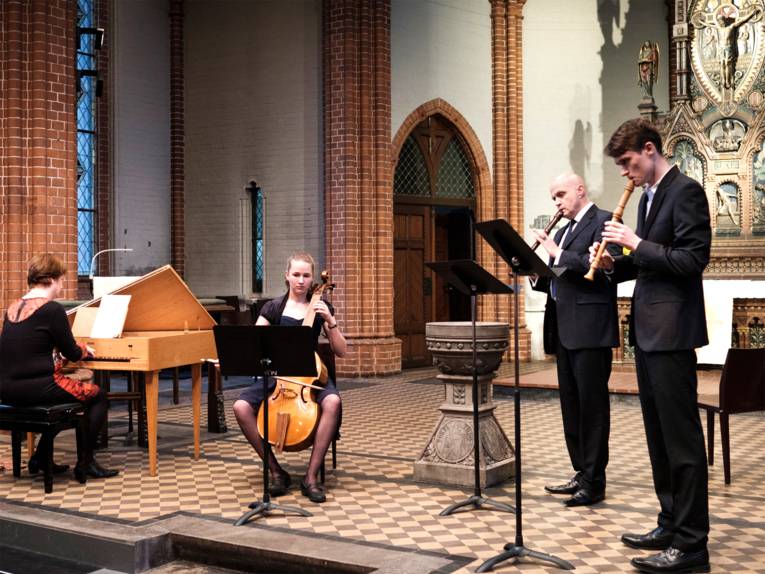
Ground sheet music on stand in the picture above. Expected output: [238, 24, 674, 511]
[72, 294, 131, 339]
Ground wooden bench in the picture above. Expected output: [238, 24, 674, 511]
[0, 403, 85, 493]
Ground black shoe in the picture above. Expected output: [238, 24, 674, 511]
[630, 547, 710, 573]
[544, 475, 580, 495]
[564, 488, 605, 507]
[74, 460, 119, 483]
[622, 526, 675, 550]
[28, 455, 69, 475]
[300, 480, 326, 503]
[268, 471, 292, 497]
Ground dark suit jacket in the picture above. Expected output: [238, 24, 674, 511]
[532, 204, 619, 353]
[613, 166, 711, 352]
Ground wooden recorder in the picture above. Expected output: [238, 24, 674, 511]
[584, 180, 636, 281]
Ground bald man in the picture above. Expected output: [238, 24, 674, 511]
[531, 173, 619, 507]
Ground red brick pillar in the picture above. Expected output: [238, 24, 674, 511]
[488, 0, 531, 360]
[0, 0, 78, 309]
[323, 0, 401, 376]
[95, 0, 111, 272]
[169, 0, 185, 276]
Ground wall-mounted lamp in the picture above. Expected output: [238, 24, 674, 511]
[89, 248, 133, 280]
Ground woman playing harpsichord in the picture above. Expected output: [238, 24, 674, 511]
[0, 253, 118, 483]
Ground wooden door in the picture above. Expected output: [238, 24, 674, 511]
[394, 204, 432, 368]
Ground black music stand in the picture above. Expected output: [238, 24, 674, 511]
[214, 325, 317, 526]
[426, 259, 515, 517]
[474, 219, 574, 572]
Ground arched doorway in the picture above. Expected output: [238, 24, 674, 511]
[393, 114, 476, 367]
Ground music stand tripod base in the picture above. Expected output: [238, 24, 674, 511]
[440, 494, 514, 516]
[234, 498, 311, 526]
[476, 545, 574, 572]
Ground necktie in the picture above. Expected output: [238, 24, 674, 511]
[560, 219, 577, 247]
[551, 220, 576, 300]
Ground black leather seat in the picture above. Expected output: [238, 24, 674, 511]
[0, 402, 85, 492]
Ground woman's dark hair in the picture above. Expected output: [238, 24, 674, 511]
[605, 118, 664, 157]
[27, 253, 67, 287]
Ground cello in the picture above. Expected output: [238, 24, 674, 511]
[256, 271, 335, 452]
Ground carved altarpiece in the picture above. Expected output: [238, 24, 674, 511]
[663, 0, 765, 278]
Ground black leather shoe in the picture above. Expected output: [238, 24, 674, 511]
[544, 475, 580, 495]
[300, 480, 326, 503]
[28, 455, 69, 475]
[74, 460, 119, 483]
[564, 488, 605, 507]
[630, 547, 710, 573]
[268, 471, 292, 497]
[622, 526, 675, 550]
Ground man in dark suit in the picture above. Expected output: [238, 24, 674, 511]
[596, 119, 711, 574]
[531, 172, 619, 507]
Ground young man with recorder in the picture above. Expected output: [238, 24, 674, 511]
[594, 118, 711, 574]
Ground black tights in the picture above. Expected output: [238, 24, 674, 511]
[35, 387, 109, 463]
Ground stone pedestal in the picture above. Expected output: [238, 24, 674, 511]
[638, 98, 658, 121]
[414, 322, 514, 487]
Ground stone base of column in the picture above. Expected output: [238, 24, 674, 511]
[335, 336, 402, 377]
[413, 373, 515, 488]
[414, 401, 515, 488]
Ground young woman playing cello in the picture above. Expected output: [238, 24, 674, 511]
[232, 252, 347, 503]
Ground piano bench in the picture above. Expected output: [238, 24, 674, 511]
[0, 402, 85, 493]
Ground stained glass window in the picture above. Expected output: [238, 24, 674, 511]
[436, 139, 474, 199]
[394, 137, 429, 196]
[254, 186, 264, 293]
[394, 116, 475, 200]
[76, 0, 97, 275]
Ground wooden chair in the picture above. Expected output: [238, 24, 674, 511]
[698, 347, 765, 484]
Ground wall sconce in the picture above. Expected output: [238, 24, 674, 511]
[89, 248, 133, 280]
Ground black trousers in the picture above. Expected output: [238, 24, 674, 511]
[555, 342, 612, 493]
[635, 347, 709, 552]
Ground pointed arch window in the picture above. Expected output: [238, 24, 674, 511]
[394, 115, 475, 201]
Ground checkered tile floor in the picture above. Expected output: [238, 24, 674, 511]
[1, 365, 764, 573]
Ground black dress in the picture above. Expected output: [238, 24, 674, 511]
[238, 298, 339, 409]
[0, 298, 98, 405]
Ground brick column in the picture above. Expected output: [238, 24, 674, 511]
[323, 0, 401, 376]
[0, 0, 78, 309]
[487, 0, 531, 360]
[95, 0, 111, 269]
[169, 0, 185, 276]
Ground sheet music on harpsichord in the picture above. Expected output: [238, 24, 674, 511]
[72, 294, 131, 339]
